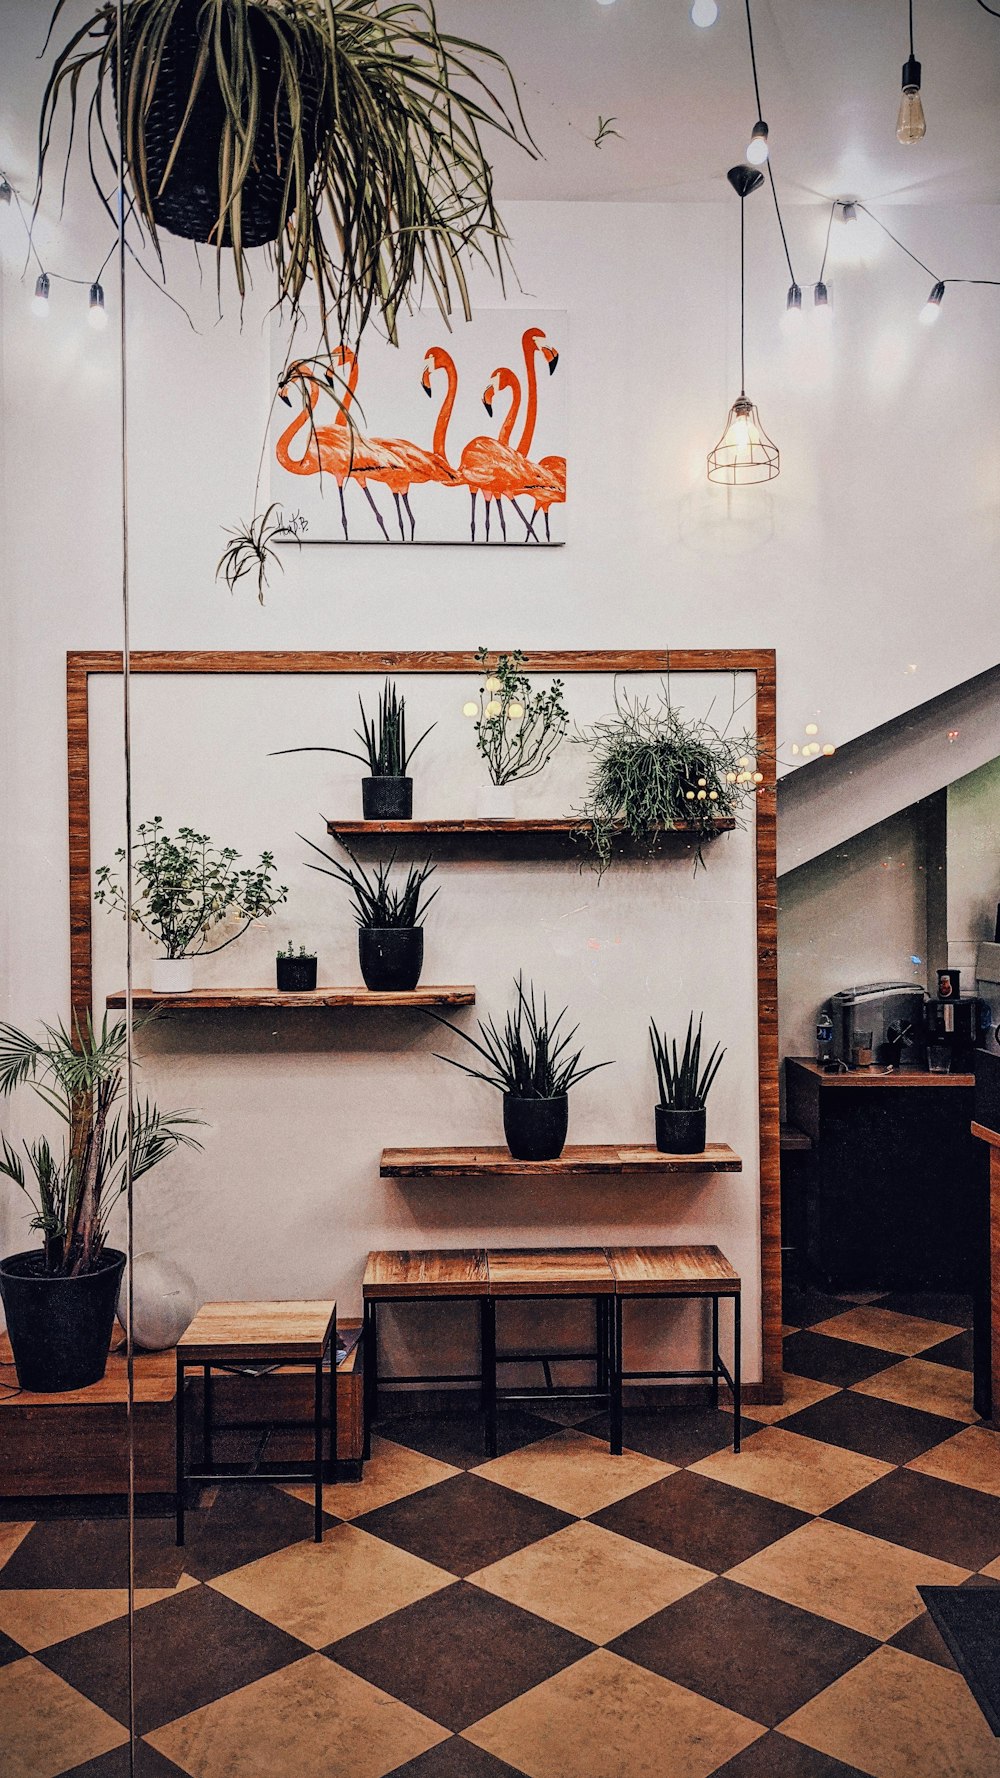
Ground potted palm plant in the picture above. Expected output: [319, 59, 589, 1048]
[429, 975, 612, 1161]
[650, 1013, 725, 1155]
[302, 832, 437, 991]
[95, 817, 287, 992]
[0, 1017, 201, 1392]
[274, 681, 434, 821]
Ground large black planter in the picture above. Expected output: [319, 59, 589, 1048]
[503, 1094, 569, 1162]
[362, 776, 413, 821]
[359, 926, 423, 992]
[0, 1247, 127, 1392]
[276, 955, 318, 992]
[655, 1104, 707, 1155]
[120, 0, 320, 246]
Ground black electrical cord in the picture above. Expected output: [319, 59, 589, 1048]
[857, 203, 940, 279]
[742, 0, 797, 286]
[908, 0, 915, 57]
[817, 201, 837, 284]
[974, 0, 1000, 18]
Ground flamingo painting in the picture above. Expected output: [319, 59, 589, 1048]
[458, 368, 561, 542]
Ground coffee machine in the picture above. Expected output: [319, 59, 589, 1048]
[926, 968, 990, 1072]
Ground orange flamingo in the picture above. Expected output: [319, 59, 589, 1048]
[457, 367, 559, 542]
[420, 346, 460, 467]
[516, 326, 560, 459]
[276, 357, 401, 541]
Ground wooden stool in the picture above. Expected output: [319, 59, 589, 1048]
[362, 1251, 489, 1459]
[606, 1246, 741, 1456]
[483, 1248, 617, 1458]
[176, 1299, 337, 1545]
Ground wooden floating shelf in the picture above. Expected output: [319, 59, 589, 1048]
[107, 985, 476, 1010]
[329, 818, 736, 844]
[380, 1143, 742, 1178]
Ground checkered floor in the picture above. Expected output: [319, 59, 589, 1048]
[2, 1287, 999, 1777]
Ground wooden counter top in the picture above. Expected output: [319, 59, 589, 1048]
[788, 1057, 975, 1089]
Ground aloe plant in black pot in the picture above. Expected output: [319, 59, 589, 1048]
[303, 833, 436, 991]
[275, 682, 434, 821]
[650, 1013, 725, 1155]
[429, 976, 612, 1161]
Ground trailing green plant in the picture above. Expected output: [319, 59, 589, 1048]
[0, 1015, 201, 1276]
[428, 974, 612, 1100]
[574, 687, 759, 870]
[95, 817, 288, 958]
[302, 832, 436, 928]
[273, 680, 433, 777]
[37, 0, 536, 349]
[217, 505, 307, 604]
[470, 648, 569, 787]
[650, 1013, 725, 1111]
[277, 941, 315, 958]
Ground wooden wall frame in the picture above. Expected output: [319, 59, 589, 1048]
[66, 648, 781, 1401]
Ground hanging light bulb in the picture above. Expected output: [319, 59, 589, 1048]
[0, 179, 12, 206]
[32, 272, 50, 317]
[746, 120, 769, 165]
[88, 282, 107, 330]
[897, 56, 925, 143]
[707, 165, 779, 485]
[814, 280, 832, 321]
[691, 0, 719, 23]
[920, 280, 945, 324]
[782, 283, 803, 330]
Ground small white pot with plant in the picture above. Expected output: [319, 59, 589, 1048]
[95, 818, 288, 993]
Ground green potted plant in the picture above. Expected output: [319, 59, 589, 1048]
[95, 818, 288, 993]
[276, 943, 318, 992]
[650, 1013, 725, 1155]
[302, 833, 437, 992]
[0, 1016, 201, 1392]
[465, 647, 569, 813]
[273, 681, 434, 821]
[429, 975, 611, 1161]
[575, 687, 761, 870]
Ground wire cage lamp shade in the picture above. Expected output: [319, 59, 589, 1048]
[708, 396, 779, 484]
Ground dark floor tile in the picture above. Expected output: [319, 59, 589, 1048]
[0, 1627, 26, 1667]
[182, 1480, 335, 1581]
[0, 1516, 187, 1590]
[378, 1406, 553, 1470]
[921, 1329, 974, 1371]
[329, 1581, 590, 1731]
[714, 1732, 870, 1776]
[826, 1468, 1000, 1571]
[886, 1608, 958, 1671]
[41, 1583, 306, 1733]
[781, 1390, 966, 1465]
[386, 1735, 527, 1776]
[611, 1576, 875, 1727]
[879, 1290, 973, 1328]
[782, 1287, 861, 1330]
[355, 1472, 571, 1577]
[61, 1744, 191, 1778]
[592, 1469, 809, 1572]
[782, 1331, 899, 1388]
[583, 1405, 758, 1467]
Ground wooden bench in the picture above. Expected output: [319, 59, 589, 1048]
[362, 1251, 489, 1460]
[606, 1245, 741, 1455]
[483, 1249, 616, 1459]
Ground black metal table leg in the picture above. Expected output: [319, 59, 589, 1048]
[314, 1356, 324, 1542]
[328, 1316, 338, 1484]
[175, 1358, 185, 1547]
[610, 1297, 623, 1455]
[733, 1293, 742, 1453]
[203, 1363, 213, 1469]
[711, 1294, 720, 1410]
[481, 1297, 497, 1458]
[596, 1298, 609, 1396]
[363, 1299, 377, 1461]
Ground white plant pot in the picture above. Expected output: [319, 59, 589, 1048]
[475, 780, 520, 820]
[150, 957, 194, 994]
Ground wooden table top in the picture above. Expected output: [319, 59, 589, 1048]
[788, 1057, 975, 1089]
[606, 1244, 741, 1295]
[177, 1300, 336, 1363]
[486, 1248, 616, 1296]
[364, 1250, 489, 1298]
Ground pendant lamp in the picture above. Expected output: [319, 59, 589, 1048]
[708, 165, 779, 485]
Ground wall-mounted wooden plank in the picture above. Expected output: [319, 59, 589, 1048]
[380, 1143, 742, 1178]
[106, 986, 476, 1010]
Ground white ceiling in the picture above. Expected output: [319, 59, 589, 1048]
[439, 0, 1000, 206]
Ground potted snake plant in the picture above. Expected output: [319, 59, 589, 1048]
[302, 832, 437, 992]
[650, 1013, 725, 1155]
[274, 681, 434, 822]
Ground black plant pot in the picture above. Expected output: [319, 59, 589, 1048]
[0, 1247, 127, 1392]
[503, 1094, 569, 1162]
[359, 927, 423, 992]
[362, 776, 413, 821]
[276, 955, 318, 992]
[118, 0, 320, 247]
[655, 1105, 707, 1155]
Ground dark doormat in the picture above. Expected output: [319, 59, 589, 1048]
[919, 1586, 1000, 1735]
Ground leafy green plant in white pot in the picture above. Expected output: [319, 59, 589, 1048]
[650, 1013, 725, 1155]
[95, 818, 287, 993]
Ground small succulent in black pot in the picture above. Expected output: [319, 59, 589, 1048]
[649, 1013, 725, 1155]
[302, 833, 437, 992]
[276, 944, 318, 992]
[274, 681, 434, 821]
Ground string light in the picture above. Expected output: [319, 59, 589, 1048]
[814, 280, 832, 320]
[746, 120, 769, 165]
[88, 282, 107, 330]
[783, 283, 803, 331]
[0, 179, 11, 206]
[462, 702, 478, 718]
[691, 0, 719, 23]
[920, 280, 945, 323]
[1, 168, 115, 329]
[32, 272, 51, 317]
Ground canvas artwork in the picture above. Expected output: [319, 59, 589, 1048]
[269, 310, 567, 545]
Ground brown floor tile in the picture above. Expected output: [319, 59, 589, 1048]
[908, 1425, 1000, 1497]
[781, 1332, 900, 1389]
[147, 1653, 447, 1778]
[58, 1744, 191, 1778]
[851, 1358, 978, 1424]
[41, 1580, 307, 1734]
[182, 1480, 335, 1581]
[329, 1580, 591, 1732]
[384, 1739, 527, 1777]
[740, 1374, 841, 1424]
[0, 1576, 196, 1653]
[713, 1731, 871, 1775]
[475, 1429, 672, 1517]
[594, 1405, 757, 1467]
[879, 1290, 973, 1327]
[610, 1576, 876, 1727]
[0, 1522, 32, 1572]
[782, 1287, 859, 1330]
[809, 1307, 962, 1356]
[283, 1435, 459, 1520]
[378, 1406, 553, 1470]
[0, 1626, 27, 1667]
[691, 1427, 892, 1515]
[920, 1329, 974, 1372]
[825, 1467, 1000, 1570]
[593, 1469, 810, 1572]
[354, 1471, 571, 1577]
[781, 1644, 1000, 1777]
[727, 1518, 969, 1640]
[210, 1524, 454, 1646]
[0, 1517, 187, 1591]
[469, 1520, 712, 1644]
[885, 1608, 958, 1671]
[0, 1656, 127, 1778]
[781, 1389, 966, 1465]
[464, 1646, 764, 1777]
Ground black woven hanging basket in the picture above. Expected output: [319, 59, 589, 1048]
[120, 0, 320, 248]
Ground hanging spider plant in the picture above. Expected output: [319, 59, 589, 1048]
[217, 503, 307, 602]
[37, 0, 537, 348]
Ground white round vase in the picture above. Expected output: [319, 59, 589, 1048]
[150, 957, 194, 994]
[117, 1252, 198, 1350]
